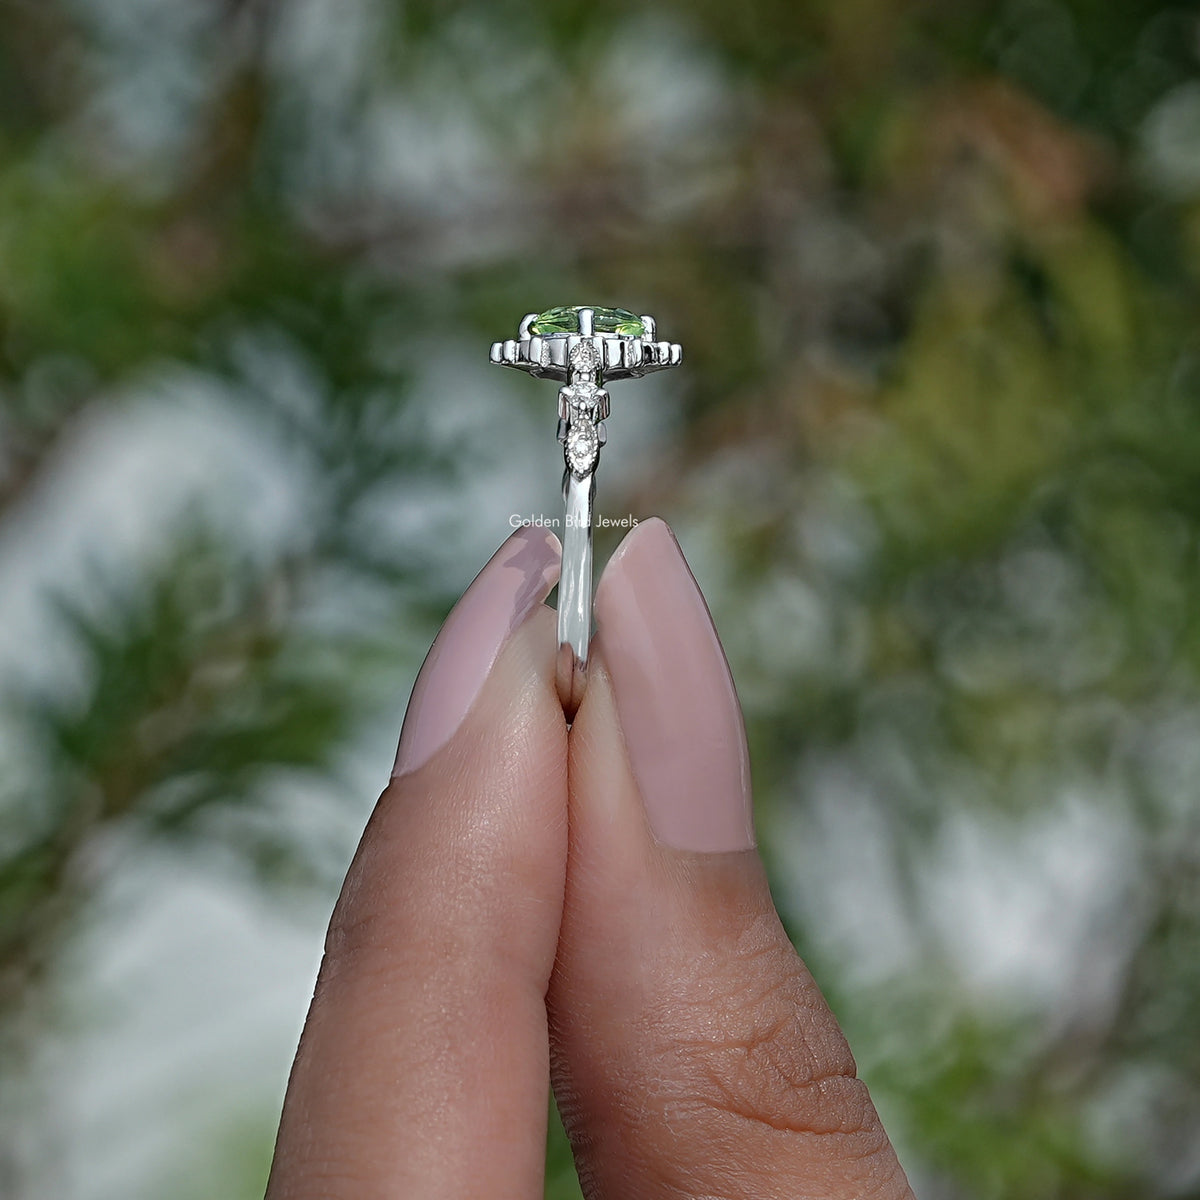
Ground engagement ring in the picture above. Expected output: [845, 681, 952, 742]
[490, 305, 683, 715]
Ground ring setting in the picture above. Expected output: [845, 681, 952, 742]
[490, 305, 683, 715]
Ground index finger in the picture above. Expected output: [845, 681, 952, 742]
[266, 527, 566, 1200]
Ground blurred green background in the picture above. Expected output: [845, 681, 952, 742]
[2, 0, 1200, 1196]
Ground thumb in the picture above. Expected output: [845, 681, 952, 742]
[549, 518, 913, 1200]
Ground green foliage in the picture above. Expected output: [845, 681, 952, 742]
[0, 529, 358, 1028]
[169, 1107, 281, 1200]
[0, 0, 1199, 1196]
[545, 1096, 586, 1200]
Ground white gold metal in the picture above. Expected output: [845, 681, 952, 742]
[490, 308, 683, 715]
[557, 471, 593, 713]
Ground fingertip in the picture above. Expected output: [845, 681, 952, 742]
[593, 514, 671, 606]
[393, 524, 561, 777]
[512, 521, 563, 582]
[592, 515, 755, 853]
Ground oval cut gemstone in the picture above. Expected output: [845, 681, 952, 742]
[530, 305, 645, 337]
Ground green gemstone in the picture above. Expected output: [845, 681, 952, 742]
[530, 305, 645, 337]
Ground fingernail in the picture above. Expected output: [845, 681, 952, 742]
[594, 518, 754, 852]
[393, 526, 561, 777]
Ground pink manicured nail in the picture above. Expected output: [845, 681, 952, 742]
[393, 526, 561, 777]
[594, 518, 755, 852]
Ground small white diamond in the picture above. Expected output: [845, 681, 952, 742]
[570, 341, 600, 373]
[561, 382, 601, 419]
[565, 419, 599, 476]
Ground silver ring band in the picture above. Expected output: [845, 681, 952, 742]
[557, 469, 593, 714]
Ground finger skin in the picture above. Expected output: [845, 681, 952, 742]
[549, 658, 914, 1198]
[266, 607, 567, 1200]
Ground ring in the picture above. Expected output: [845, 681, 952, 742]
[490, 305, 683, 715]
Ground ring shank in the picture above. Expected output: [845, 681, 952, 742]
[557, 468, 593, 716]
